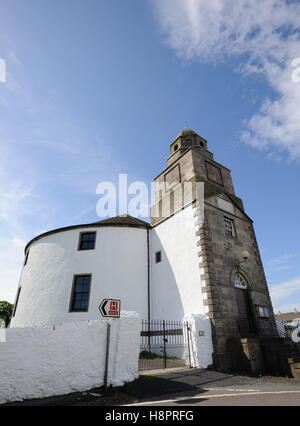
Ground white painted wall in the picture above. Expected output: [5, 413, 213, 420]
[183, 313, 214, 369]
[11, 209, 209, 356]
[0, 313, 140, 405]
[11, 227, 148, 328]
[151, 205, 205, 320]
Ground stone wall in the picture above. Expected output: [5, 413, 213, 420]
[194, 185, 275, 370]
[151, 133, 276, 374]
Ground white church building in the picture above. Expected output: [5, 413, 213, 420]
[11, 129, 276, 373]
[11, 210, 203, 328]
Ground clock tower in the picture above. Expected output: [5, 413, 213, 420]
[151, 129, 275, 372]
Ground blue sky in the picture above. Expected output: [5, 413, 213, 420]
[0, 0, 300, 312]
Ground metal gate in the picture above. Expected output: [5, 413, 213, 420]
[139, 320, 192, 371]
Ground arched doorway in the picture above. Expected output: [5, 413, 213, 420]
[233, 272, 254, 336]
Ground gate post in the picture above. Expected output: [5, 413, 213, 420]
[186, 322, 192, 368]
[148, 320, 151, 353]
[104, 322, 111, 388]
[163, 320, 167, 369]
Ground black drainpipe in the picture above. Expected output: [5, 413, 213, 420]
[147, 228, 151, 351]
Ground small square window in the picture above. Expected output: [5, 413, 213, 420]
[78, 232, 96, 250]
[257, 306, 270, 319]
[155, 251, 162, 263]
[224, 218, 235, 237]
[70, 275, 92, 312]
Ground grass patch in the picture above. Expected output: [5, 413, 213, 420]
[139, 351, 181, 361]
[139, 351, 163, 360]
[144, 375, 155, 381]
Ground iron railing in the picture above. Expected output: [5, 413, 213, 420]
[238, 318, 300, 357]
[139, 320, 192, 371]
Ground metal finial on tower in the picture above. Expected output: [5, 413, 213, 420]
[184, 120, 188, 129]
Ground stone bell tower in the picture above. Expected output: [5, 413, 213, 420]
[151, 129, 276, 372]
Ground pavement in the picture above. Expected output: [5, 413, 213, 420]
[4, 367, 300, 406]
[125, 369, 300, 406]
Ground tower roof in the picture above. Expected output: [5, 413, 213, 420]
[169, 129, 208, 156]
[174, 129, 198, 141]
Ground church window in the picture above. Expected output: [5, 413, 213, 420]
[70, 275, 92, 312]
[155, 251, 162, 263]
[256, 306, 270, 319]
[233, 273, 247, 289]
[78, 232, 96, 250]
[174, 145, 178, 152]
[224, 218, 235, 237]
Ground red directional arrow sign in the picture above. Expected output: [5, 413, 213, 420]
[99, 299, 121, 318]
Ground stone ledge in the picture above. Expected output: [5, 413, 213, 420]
[288, 358, 300, 380]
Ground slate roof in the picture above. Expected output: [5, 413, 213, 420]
[175, 129, 198, 139]
[25, 215, 151, 252]
[275, 311, 300, 322]
[91, 215, 150, 228]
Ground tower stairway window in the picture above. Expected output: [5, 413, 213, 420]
[155, 251, 162, 263]
[224, 218, 235, 237]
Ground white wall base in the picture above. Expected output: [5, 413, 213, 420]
[184, 313, 214, 369]
[0, 312, 140, 405]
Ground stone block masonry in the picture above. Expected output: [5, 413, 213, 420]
[0, 312, 140, 405]
[149, 129, 279, 375]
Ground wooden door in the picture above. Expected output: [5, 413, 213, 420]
[235, 288, 253, 336]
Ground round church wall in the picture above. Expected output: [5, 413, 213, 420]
[10, 226, 149, 328]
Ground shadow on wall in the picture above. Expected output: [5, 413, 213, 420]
[147, 237, 214, 368]
[151, 245, 186, 321]
[141, 245, 186, 359]
[150, 204, 204, 323]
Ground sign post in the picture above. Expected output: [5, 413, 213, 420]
[99, 299, 121, 388]
[104, 322, 111, 388]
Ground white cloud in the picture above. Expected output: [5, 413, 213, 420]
[266, 252, 300, 272]
[269, 265, 289, 272]
[270, 276, 300, 312]
[153, 0, 300, 160]
[12, 238, 26, 248]
[267, 252, 300, 266]
[275, 302, 300, 315]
